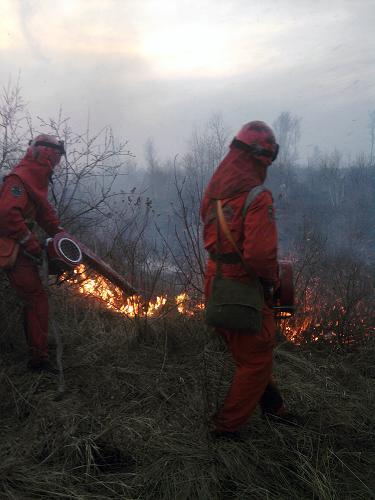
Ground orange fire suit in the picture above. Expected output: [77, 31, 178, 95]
[0, 155, 61, 364]
[201, 146, 284, 432]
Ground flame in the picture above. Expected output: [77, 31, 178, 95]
[63, 264, 373, 345]
[64, 264, 202, 319]
[282, 278, 375, 344]
[175, 293, 204, 316]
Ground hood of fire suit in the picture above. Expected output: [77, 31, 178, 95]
[6, 149, 54, 209]
[203, 145, 267, 200]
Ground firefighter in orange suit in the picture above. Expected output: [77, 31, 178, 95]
[0, 135, 64, 372]
[201, 121, 289, 438]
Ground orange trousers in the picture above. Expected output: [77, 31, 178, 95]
[214, 305, 284, 432]
[6, 253, 49, 363]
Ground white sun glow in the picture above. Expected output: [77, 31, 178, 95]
[140, 23, 235, 78]
[1, 0, 283, 78]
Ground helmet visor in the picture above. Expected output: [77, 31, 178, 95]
[29, 139, 66, 155]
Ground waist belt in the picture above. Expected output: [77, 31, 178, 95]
[209, 252, 242, 264]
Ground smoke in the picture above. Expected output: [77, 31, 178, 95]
[17, 0, 49, 62]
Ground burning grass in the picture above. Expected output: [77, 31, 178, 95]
[61, 264, 204, 319]
[61, 263, 374, 348]
[282, 276, 375, 346]
[0, 280, 374, 499]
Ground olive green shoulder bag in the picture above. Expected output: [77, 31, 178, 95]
[205, 199, 264, 333]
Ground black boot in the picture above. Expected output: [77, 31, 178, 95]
[210, 430, 243, 441]
[259, 381, 284, 414]
[27, 359, 59, 374]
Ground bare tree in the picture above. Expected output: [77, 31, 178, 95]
[273, 111, 301, 166]
[33, 111, 134, 236]
[155, 114, 231, 297]
[0, 81, 134, 237]
[184, 112, 230, 183]
[0, 77, 31, 172]
[368, 110, 375, 166]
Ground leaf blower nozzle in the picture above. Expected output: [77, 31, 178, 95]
[46, 233, 83, 275]
[46, 231, 137, 295]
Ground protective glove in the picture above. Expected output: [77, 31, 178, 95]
[260, 278, 276, 307]
[23, 235, 42, 264]
[24, 235, 42, 255]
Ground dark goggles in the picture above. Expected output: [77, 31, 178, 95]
[269, 143, 279, 162]
[29, 139, 66, 155]
[232, 138, 279, 162]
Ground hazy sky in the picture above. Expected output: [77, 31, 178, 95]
[1, 0, 374, 163]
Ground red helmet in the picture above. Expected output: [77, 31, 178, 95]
[27, 134, 66, 168]
[232, 121, 279, 166]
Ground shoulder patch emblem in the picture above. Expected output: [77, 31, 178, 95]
[11, 185, 23, 197]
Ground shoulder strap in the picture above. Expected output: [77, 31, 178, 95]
[216, 200, 257, 280]
[242, 185, 266, 218]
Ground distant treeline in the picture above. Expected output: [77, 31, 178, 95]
[124, 146, 375, 267]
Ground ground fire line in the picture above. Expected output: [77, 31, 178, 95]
[63, 264, 204, 318]
[47, 231, 205, 318]
[45, 231, 320, 342]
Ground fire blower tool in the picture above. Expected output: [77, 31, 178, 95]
[42, 231, 136, 400]
[46, 231, 137, 295]
[46, 233, 83, 275]
[273, 260, 295, 318]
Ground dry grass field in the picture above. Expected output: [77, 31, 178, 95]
[0, 280, 374, 499]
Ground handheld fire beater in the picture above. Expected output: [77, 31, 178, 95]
[46, 231, 137, 295]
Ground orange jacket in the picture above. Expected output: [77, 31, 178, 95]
[201, 145, 278, 288]
[0, 174, 59, 241]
